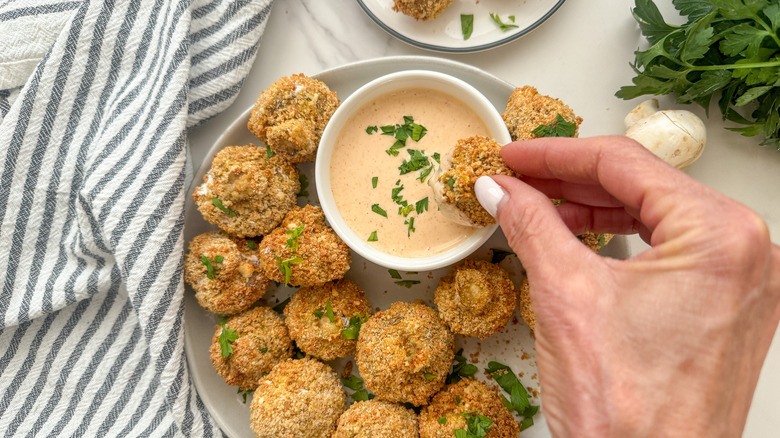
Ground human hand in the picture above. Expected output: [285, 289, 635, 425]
[474, 136, 780, 437]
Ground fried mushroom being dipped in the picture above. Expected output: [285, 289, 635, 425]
[248, 74, 339, 163]
[283, 279, 371, 361]
[184, 230, 270, 315]
[334, 399, 419, 438]
[355, 301, 454, 406]
[419, 378, 520, 438]
[257, 205, 351, 287]
[209, 306, 293, 390]
[430, 136, 517, 227]
[250, 358, 347, 438]
[502, 85, 583, 141]
[192, 145, 299, 237]
[434, 258, 518, 339]
[392, 0, 454, 21]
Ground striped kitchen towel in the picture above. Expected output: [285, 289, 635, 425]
[0, 0, 273, 435]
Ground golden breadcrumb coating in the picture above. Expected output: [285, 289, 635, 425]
[184, 230, 270, 315]
[284, 279, 372, 361]
[519, 232, 614, 331]
[436, 136, 517, 227]
[334, 399, 419, 438]
[192, 144, 299, 237]
[248, 74, 339, 163]
[434, 258, 518, 339]
[392, 0, 453, 20]
[502, 85, 583, 141]
[419, 378, 520, 438]
[356, 301, 454, 406]
[250, 358, 347, 438]
[209, 306, 292, 390]
[257, 205, 351, 287]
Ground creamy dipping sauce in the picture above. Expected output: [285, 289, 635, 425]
[330, 87, 490, 258]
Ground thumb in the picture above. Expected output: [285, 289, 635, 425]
[475, 175, 592, 276]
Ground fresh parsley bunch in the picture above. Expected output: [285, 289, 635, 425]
[617, 0, 780, 148]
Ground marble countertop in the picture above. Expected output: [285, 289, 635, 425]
[188, 0, 780, 435]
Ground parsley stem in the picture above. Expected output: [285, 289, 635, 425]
[690, 60, 780, 71]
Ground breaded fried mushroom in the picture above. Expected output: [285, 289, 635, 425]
[248, 74, 339, 163]
[193, 145, 299, 237]
[419, 378, 520, 438]
[392, 0, 453, 21]
[284, 279, 371, 361]
[519, 231, 613, 331]
[184, 230, 270, 315]
[430, 136, 517, 227]
[434, 258, 517, 339]
[250, 358, 347, 438]
[209, 306, 292, 390]
[502, 85, 583, 141]
[334, 399, 419, 438]
[257, 205, 351, 287]
[356, 301, 454, 406]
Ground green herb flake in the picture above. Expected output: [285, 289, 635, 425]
[371, 176, 378, 188]
[432, 152, 441, 163]
[490, 13, 519, 31]
[380, 125, 396, 135]
[214, 255, 224, 263]
[350, 388, 375, 402]
[461, 14, 474, 40]
[200, 256, 216, 279]
[404, 216, 415, 237]
[237, 388, 254, 404]
[297, 174, 309, 197]
[455, 412, 493, 438]
[313, 309, 324, 319]
[341, 374, 364, 391]
[218, 317, 239, 358]
[259, 347, 268, 353]
[388, 269, 402, 279]
[341, 312, 369, 340]
[371, 204, 388, 217]
[438, 416, 447, 425]
[509, 15, 515, 22]
[410, 123, 427, 141]
[246, 240, 257, 250]
[285, 225, 305, 251]
[398, 204, 415, 217]
[366, 125, 378, 134]
[485, 361, 539, 430]
[265, 144, 275, 158]
[211, 198, 236, 217]
[447, 349, 479, 384]
[531, 114, 577, 138]
[275, 255, 303, 285]
[423, 373, 436, 381]
[394, 279, 420, 288]
[325, 298, 336, 323]
[446, 178, 455, 188]
[598, 234, 606, 247]
[415, 197, 429, 214]
[398, 149, 430, 175]
[417, 165, 434, 183]
[367, 231, 378, 242]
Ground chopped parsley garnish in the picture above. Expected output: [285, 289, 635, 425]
[371, 204, 387, 218]
[417, 165, 434, 183]
[351, 388, 375, 402]
[272, 296, 290, 313]
[423, 373, 436, 381]
[531, 114, 577, 138]
[371, 176, 378, 188]
[325, 298, 336, 323]
[598, 234, 606, 247]
[237, 388, 254, 403]
[285, 225, 305, 251]
[217, 317, 239, 358]
[211, 198, 236, 216]
[446, 177, 455, 188]
[438, 416, 447, 425]
[404, 217, 415, 237]
[411, 123, 427, 141]
[486, 361, 539, 431]
[394, 279, 420, 288]
[265, 144, 274, 157]
[461, 14, 474, 40]
[391, 184, 405, 204]
[388, 269, 402, 279]
[275, 255, 303, 285]
[490, 13, 519, 31]
[341, 374, 364, 390]
[200, 256, 216, 280]
[214, 255, 224, 263]
[454, 412, 493, 438]
[415, 197, 428, 214]
[259, 347, 268, 353]
[380, 116, 427, 155]
[398, 149, 430, 175]
[367, 231, 378, 242]
[366, 125, 378, 134]
[398, 204, 415, 217]
[297, 174, 309, 197]
[447, 349, 479, 384]
[341, 312, 368, 340]
[490, 248, 516, 264]
[432, 152, 440, 163]
[246, 240, 257, 250]
[386, 140, 405, 156]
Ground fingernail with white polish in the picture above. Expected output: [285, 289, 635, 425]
[475, 176, 509, 219]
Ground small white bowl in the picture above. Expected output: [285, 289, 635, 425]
[315, 70, 511, 271]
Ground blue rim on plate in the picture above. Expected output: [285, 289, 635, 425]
[357, 0, 567, 53]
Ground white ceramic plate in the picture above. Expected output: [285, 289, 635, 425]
[357, 0, 566, 53]
[183, 56, 629, 437]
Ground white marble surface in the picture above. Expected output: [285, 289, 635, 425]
[188, 0, 780, 435]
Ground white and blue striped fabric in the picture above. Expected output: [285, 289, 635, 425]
[0, 0, 273, 435]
